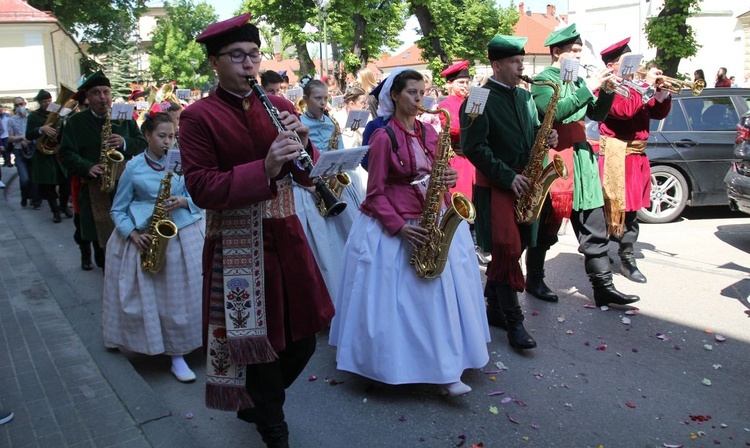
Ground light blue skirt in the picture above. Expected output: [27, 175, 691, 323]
[329, 213, 490, 385]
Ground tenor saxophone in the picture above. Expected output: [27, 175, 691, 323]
[514, 75, 569, 224]
[411, 106, 476, 279]
[316, 110, 352, 216]
[99, 107, 125, 193]
[141, 170, 179, 273]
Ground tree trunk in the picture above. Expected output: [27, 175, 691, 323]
[411, 2, 449, 68]
[653, 4, 683, 78]
[295, 40, 316, 76]
[352, 13, 369, 68]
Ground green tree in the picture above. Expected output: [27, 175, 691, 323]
[29, 0, 147, 54]
[239, 0, 318, 75]
[643, 0, 701, 78]
[409, 0, 519, 82]
[149, 0, 218, 89]
[103, 33, 139, 99]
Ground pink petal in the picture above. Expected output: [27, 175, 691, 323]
[487, 391, 505, 396]
[501, 397, 513, 404]
[584, 304, 597, 309]
[533, 373, 543, 380]
[715, 335, 727, 342]
[506, 413, 520, 424]
[663, 444, 684, 448]
[185, 412, 194, 419]
[308, 375, 317, 381]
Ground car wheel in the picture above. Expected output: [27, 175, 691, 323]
[637, 166, 689, 223]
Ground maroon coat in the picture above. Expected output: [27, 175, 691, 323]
[179, 85, 334, 353]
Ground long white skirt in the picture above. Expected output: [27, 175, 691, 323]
[102, 221, 204, 356]
[294, 181, 362, 299]
[329, 213, 490, 385]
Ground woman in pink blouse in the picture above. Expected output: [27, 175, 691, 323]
[329, 69, 489, 396]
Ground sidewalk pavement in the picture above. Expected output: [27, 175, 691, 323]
[0, 167, 196, 448]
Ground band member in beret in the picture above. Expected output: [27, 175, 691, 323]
[59, 71, 147, 266]
[178, 13, 334, 447]
[439, 60, 475, 201]
[25, 89, 70, 223]
[529, 24, 639, 307]
[461, 35, 559, 350]
[598, 37, 671, 285]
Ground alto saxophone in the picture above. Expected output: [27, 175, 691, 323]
[99, 107, 125, 193]
[316, 110, 351, 217]
[514, 75, 569, 224]
[411, 106, 476, 279]
[141, 169, 179, 273]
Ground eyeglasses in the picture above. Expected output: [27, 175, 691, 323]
[217, 50, 262, 64]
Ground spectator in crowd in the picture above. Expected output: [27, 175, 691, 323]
[356, 67, 378, 118]
[730, 75, 738, 88]
[6, 97, 40, 207]
[715, 67, 731, 88]
[694, 69, 705, 85]
[1, 104, 11, 168]
[260, 70, 284, 96]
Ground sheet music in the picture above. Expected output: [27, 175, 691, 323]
[344, 110, 370, 130]
[136, 101, 149, 111]
[309, 146, 369, 178]
[110, 103, 134, 120]
[560, 58, 581, 83]
[465, 87, 490, 116]
[166, 149, 182, 175]
[618, 54, 643, 77]
[176, 89, 191, 100]
[45, 103, 61, 114]
[331, 95, 344, 109]
[286, 87, 303, 103]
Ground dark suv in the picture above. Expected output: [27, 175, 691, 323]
[725, 111, 750, 215]
[587, 87, 750, 223]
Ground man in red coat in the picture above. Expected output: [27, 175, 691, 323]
[598, 38, 672, 285]
[439, 60, 475, 200]
[179, 13, 334, 447]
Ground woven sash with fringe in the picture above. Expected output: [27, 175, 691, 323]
[205, 178, 295, 411]
[599, 136, 646, 237]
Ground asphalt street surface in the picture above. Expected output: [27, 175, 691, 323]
[1, 166, 749, 447]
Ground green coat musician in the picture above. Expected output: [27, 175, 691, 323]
[26, 108, 67, 186]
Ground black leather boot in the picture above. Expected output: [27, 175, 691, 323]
[586, 256, 640, 307]
[619, 244, 647, 283]
[494, 284, 536, 349]
[525, 248, 558, 302]
[256, 421, 289, 448]
[80, 243, 93, 271]
[485, 285, 506, 329]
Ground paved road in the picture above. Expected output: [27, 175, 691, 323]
[1, 164, 749, 447]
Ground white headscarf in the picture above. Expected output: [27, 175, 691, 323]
[376, 67, 409, 118]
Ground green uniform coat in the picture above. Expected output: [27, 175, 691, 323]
[531, 67, 615, 212]
[26, 110, 67, 185]
[58, 110, 147, 242]
[460, 79, 540, 272]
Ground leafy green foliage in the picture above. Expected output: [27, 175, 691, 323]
[148, 0, 218, 89]
[643, 0, 701, 77]
[29, 0, 148, 54]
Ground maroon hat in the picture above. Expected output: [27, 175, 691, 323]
[600, 37, 631, 65]
[196, 13, 260, 56]
[440, 60, 470, 82]
[128, 89, 146, 101]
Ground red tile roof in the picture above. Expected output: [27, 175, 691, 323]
[0, 0, 56, 23]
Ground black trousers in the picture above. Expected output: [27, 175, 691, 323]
[236, 335, 316, 425]
[610, 211, 639, 248]
[533, 199, 560, 252]
[38, 182, 70, 214]
[570, 207, 610, 260]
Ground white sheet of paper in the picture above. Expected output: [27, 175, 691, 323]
[618, 54, 643, 77]
[309, 146, 369, 178]
[166, 149, 182, 174]
[286, 87, 303, 103]
[176, 89, 191, 100]
[465, 87, 490, 116]
[344, 110, 370, 130]
[110, 103, 134, 120]
[331, 95, 344, 109]
[136, 101, 149, 111]
[45, 103, 61, 114]
[60, 107, 74, 117]
[422, 96, 436, 110]
[560, 58, 581, 83]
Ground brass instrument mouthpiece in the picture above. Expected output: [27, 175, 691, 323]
[518, 75, 534, 84]
[416, 105, 428, 113]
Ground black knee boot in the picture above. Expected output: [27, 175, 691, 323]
[80, 242, 93, 271]
[485, 284, 506, 329]
[492, 284, 536, 349]
[256, 420, 289, 448]
[619, 244, 647, 283]
[586, 256, 640, 307]
[525, 247, 558, 302]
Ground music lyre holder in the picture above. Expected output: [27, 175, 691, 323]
[351, 118, 362, 132]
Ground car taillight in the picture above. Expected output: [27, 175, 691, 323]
[736, 124, 750, 144]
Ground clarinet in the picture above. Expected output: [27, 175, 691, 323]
[247, 78, 347, 218]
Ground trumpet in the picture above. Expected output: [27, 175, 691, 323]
[581, 64, 631, 98]
[635, 69, 705, 96]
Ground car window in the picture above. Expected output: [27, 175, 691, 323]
[660, 103, 688, 131]
[743, 97, 750, 112]
[683, 96, 738, 131]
